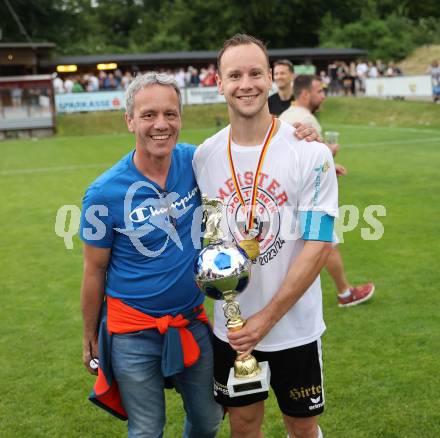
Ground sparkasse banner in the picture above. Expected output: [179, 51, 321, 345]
[55, 91, 125, 113]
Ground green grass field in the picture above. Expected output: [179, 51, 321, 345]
[1, 99, 439, 437]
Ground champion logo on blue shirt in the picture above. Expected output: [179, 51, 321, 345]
[114, 180, 196, 257]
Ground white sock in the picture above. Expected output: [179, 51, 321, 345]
[287, 425, 323, 438]
[338, 288, 351, 298]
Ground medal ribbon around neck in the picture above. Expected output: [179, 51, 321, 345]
[227, 118, 276, 234]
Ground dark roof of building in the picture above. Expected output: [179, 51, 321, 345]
[40, 47, 366, 68]
[270, 48, 366, 58]
[0, 42, 56, 49]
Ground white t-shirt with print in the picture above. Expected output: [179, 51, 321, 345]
[193, 120, 338, 351]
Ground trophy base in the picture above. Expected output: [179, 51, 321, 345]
[227, 361, 270, 397]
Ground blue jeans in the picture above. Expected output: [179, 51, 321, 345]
[111, 320, 223, 438]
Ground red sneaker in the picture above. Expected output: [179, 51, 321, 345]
[338, 283, 375, 307]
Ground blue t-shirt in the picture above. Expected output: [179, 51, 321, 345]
[80, 144, 204, 316]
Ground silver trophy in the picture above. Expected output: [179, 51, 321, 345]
[194, 194, 270, 397]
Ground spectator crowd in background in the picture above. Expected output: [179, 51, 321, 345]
[52, 64, 218, 94]
[319, 60, 403, 96]
[52, 59, 440, 103]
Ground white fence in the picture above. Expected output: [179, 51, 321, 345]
[55, 90, 125, 113]
[365, 75, 433, 98]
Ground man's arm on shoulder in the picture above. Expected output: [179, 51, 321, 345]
[81, 243, 111, 374]
[293, 122, 322, 143]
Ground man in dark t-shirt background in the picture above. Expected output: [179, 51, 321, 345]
[268, 59, 295, 116]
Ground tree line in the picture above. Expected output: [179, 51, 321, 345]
[1, 0, 439, 61]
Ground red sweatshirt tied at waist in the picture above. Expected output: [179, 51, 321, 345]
[106, 296, 209, 369]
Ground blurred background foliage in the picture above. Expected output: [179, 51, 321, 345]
[0, 0, 440, 60]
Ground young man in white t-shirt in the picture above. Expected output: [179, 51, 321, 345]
[193, 34, 338, 438]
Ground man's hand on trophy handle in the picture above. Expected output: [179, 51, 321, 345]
[227, 311, 272, 359]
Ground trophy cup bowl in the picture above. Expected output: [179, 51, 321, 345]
[194, 195, 271, 397]
[194, 242, 251, 301]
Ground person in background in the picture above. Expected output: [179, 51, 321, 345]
[102, 72, 117, 90]
[319, 70, 330, 95]
[340, 62, 352, 96]
[356, 59, 368, 95]
[174, 68, 186, 89]
[189, 67, 201, 87]
[348, 61, 357, 96]
[98, 71, 107, 90]
[376, 59, 386, 76]
[64, 76, 74, 94]
[280, 74, 375, 307]
[201, 64, 216, 87]
[327, 61, 338, 96]
[426, 60, 440, 103]
[184, 67, 193, 87]
[120, 71, 133, 90]
[268, 59, 295, 116]
[368, 62, 379, 78]
[385, 62, 402, 77]
[53, 74, 65, 94]
[72, 76, 84, 93]
[87, 73, 100, 92]
[113, 70, 123, 89]
[199, 67, 208, 84]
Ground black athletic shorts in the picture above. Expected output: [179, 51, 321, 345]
[213, 336, 325, 417]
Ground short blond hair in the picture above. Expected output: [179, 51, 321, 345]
[217, 34, 269, 74]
